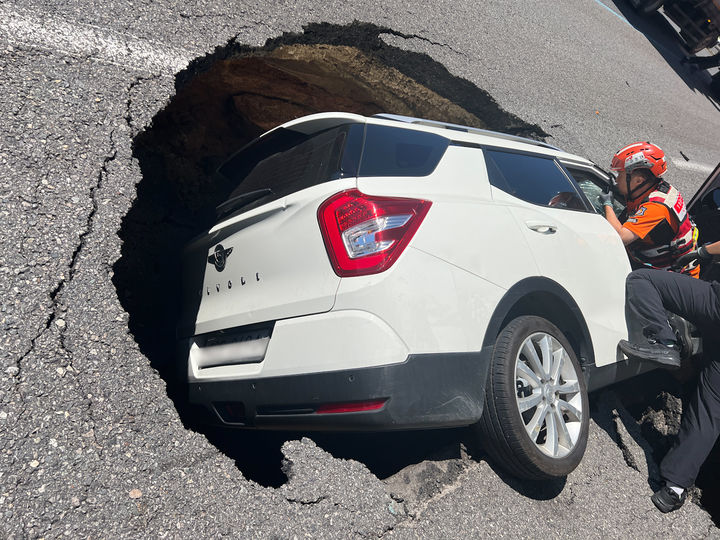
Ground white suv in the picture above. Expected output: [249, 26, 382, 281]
[178, 112, 652, 479]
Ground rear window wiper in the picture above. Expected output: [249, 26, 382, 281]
[215, 188, 273, 219]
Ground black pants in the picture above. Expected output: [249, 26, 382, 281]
[625, 269, 720, 488]
[686, 51, 720, 70]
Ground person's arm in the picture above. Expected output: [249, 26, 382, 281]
[673, 239, 720, 269]
[705, 240, 720, 256]
[603, 203, 639, 245]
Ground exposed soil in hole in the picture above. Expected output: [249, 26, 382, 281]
[113, 21, 543, 488]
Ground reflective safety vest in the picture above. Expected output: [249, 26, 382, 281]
[628, 181, 697, 273]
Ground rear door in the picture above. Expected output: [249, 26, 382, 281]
[484, 149, 630, 367]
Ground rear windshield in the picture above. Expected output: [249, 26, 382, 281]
[217, 122, 449, 217]
[219, 124, 363, 209]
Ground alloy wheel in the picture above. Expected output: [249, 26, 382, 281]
[514, 332, 583, 458]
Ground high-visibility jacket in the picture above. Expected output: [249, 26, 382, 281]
[624, 181, 698, 275]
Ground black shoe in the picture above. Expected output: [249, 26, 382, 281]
[651, 486, 686, 513]
[618, 340, 681, 369]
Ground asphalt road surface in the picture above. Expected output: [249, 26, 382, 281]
[2, 0, 720, 537]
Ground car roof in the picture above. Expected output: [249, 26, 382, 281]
[277, 112, 594, 167]
[373, 113, 561, 150]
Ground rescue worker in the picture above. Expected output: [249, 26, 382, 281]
[599, 142, 699, 277]
[618, 241, 720, 513]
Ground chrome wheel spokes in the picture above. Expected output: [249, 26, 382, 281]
[514, 332, 583, 458]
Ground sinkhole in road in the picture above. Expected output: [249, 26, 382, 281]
[113, 23, 720, 518]
[113, 21, 547, 488]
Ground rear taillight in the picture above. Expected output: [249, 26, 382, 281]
[318, 189, 432, 277]
[315, 399, 387, 414]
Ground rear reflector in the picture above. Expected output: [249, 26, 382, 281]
[315, 399, 387, 414]
[318, 189, 431, 277]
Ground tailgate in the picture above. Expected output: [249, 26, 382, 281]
[181, 181, 354, 336]
[179, 115, 366, 337]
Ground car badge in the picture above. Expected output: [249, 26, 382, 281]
[208, 244, 233, 272]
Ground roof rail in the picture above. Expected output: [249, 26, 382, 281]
[372, 113, 560, 151]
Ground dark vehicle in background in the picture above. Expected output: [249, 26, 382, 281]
[631, 0, 720, 53]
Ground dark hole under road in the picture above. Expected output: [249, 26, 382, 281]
[112, 20, 719, 523]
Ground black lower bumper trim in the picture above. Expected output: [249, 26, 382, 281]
[189, 349, 492, 430]
[584, 357, 658, 392]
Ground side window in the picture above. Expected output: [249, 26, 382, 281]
[485, 149, 588, 211]
[359, 125, 449, 177]
[565, 165, 625, 215]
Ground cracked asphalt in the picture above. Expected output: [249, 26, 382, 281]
[2, 0, 720, 537]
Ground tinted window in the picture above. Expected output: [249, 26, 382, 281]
[219, 124, 363, 215]
[485, 150, 587, 211]
[359, 125, 449, 177]
[565, 166, 624, 214]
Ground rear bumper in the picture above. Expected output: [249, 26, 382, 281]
[189, 349, 492, 431]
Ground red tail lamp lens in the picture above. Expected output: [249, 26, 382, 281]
[318, 190, 431, 277]
[315, 399, 387, 414]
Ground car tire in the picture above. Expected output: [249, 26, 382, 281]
[475, 316, 589, 479]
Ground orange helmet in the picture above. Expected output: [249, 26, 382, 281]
[610, 142, 667, 178]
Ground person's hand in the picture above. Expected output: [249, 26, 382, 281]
[598, 191, 614, 208]
[673, 245, 711, 269]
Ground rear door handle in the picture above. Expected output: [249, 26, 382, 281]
[526, 221, 557, 234]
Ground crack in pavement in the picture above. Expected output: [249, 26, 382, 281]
[13, 133, 117, 380]
[10, 72, 142, 460]
[596, 391, 661, 485]
[51, 135, 117, 353]
[380, 29, 467, 57]
[284, 495, 328, 505]
[44, 74, 161, 467]
[179, 12, 236, 20]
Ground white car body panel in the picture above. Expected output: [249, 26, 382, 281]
[493, 187, 631, 367]
[333, 247, 507, 353]
[190, 180, 356, 335]
[357, 145, 491, 200]
[188, 246, 508, 383]
[358, 145, 541, 290]
[411, 201, 541, 290]
[188, 309, 408, 381]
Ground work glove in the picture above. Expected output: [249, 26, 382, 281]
[598, 191, 614, 208]
[672, 245, 712, 269]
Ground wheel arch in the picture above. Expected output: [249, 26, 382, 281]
[482, 277, 595, 366]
